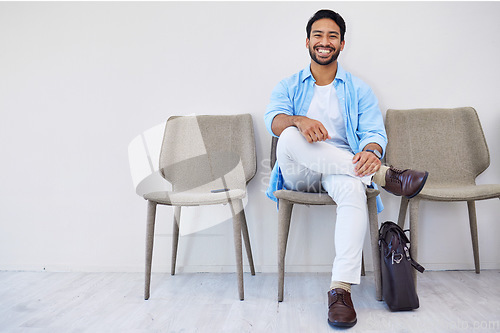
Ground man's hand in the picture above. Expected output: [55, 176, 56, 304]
[353, 150, 381, 177]
[271, 114, 330, 143]
[294, 116, 331, 143]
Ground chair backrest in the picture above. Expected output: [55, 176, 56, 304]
[385, 107, 490, 186]
[159, 114, 257, 192]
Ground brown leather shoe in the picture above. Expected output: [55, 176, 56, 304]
[327, 288, 357, 328]
[383, 166, 429, 198]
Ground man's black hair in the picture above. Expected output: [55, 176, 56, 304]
[306, 9, 346, 41]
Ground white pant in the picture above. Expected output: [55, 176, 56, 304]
[277, 127, 370, 284]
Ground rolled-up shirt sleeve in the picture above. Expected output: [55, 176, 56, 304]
[264, 81, 294, 137]
[356, 85, 388, 157]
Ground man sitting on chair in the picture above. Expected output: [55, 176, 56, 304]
[264, 9, 428, 328]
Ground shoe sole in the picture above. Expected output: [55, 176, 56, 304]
[328, 318, 357, 328]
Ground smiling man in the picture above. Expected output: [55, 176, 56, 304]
[264, 9, 428, 328]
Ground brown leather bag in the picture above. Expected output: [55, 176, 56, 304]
[379, 221, 425, 311]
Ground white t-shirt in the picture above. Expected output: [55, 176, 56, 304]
[306, 82, 350, 150]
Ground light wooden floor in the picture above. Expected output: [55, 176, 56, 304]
[1, 270, 499, 332]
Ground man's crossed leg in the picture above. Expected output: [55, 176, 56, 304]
[276, 126, 427, 328]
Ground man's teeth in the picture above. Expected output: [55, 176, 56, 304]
[318, 49, 331, 54]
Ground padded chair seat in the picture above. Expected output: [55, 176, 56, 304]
[144, 189, 246, 206]
[419, 184, 500, 201]
[274, 188, 380, 205]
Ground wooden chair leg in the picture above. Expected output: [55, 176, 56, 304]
[397, 198, 410, 229]
[145, 200, 157, 300]
[409, 198, 420, 288]
[171, 206, 181, 276]
[278, 200, 293, 302]
[230, 199, 244, 300]
[467, 201, 481, 274]
[367, 195, 382, 301]
[240, 209, 256, 275]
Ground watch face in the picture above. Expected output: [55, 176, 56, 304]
[367, 149, 381, 159]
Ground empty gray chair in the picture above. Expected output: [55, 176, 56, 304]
[143, 114, 256, 300]
[270, 137, 382, 302]
[385, 107, 500, 282]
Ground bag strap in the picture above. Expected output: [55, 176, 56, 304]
[400, 243, 425, 273]
[410, 258, 425, 273]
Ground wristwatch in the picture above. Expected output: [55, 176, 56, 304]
[365, 149, 382, 159]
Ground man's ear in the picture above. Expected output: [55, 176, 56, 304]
[306, 38, 310, 49]
[340, 40, 345, 51]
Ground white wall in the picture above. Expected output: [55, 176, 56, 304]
[1, 2, 499, 273]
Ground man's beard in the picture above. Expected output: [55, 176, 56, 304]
[309, 46, 340, 66]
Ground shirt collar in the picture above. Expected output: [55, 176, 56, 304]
[301, 62, 347, 83]
[301, 65, 314, 83]
[335, 63, 347, 83]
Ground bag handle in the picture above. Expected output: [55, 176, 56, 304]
[379, 221, 425, 273]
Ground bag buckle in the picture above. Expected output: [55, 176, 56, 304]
[392, 251, 403, 264]
[404, 247, 411, 260]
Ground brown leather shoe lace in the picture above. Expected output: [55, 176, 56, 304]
[387, 166, 406, 184]
[328, 290, 354, 309]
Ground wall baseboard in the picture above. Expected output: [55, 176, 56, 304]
[1, 262, 499, 273]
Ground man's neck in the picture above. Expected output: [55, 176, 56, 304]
[310, 61, 338, 86]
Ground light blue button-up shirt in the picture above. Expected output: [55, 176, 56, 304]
[264, 64, 388, 212]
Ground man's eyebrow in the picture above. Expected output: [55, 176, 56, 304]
[312, 30, 340, 35]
